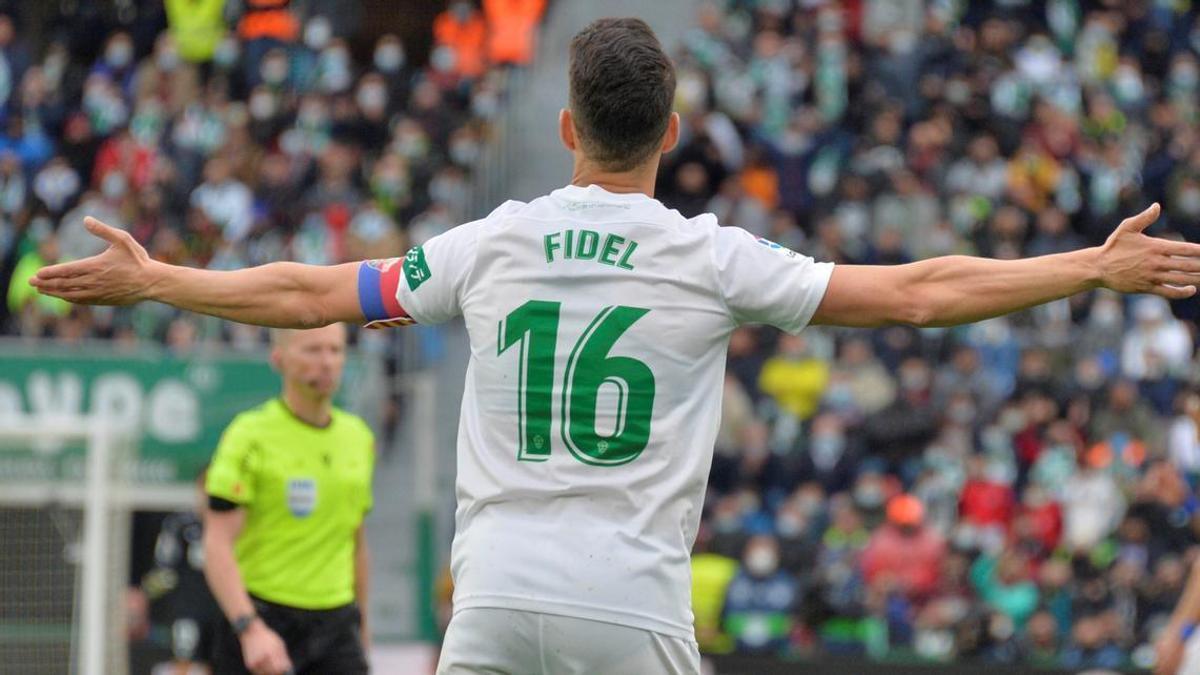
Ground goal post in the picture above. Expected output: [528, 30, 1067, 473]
[0, 416, 138, 675]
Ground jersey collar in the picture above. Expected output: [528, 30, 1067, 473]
[275, 397, 334, 430]
[554, 183, 656, 204]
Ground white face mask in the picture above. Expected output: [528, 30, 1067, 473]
[776, 514, 805, 538]
[156, 48, 180, 72]
[261, 56, 289, 85]
[34, 163, 80, 209]
[106, 41, 133, 68]
[356, 85, 388, 113]
[249, 92, 276, 120]
[101, 171, 127, 199]
[319, 49, 352, 92]
[430, 45, 457, 73]
[214, 37, 239, 68]
[304, 17, 333, 51]
[449, 138, 480, 166]
[745, 547, 779, 576]
[374, 44, 405, 73]
[1180, 187, 1200, 215]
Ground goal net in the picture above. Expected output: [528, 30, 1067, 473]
[0, 418, 137, 675]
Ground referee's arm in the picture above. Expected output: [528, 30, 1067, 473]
[204, 506, 293, 675]
[354, 525, 371, 652]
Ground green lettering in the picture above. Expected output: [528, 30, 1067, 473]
[617, 240, 638, 270]
[544, 232, 561, 263]
[564, 229, 575, 260]
[576, 230, 599, 260]
[599, 234, 625, 266]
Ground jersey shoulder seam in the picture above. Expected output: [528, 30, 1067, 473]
[705, 218, 738, 325]
[455, 210, 504, 306]
[332, 408, 375, 442]
[496, 212, 683, 229]
[225, 399, 276, 431]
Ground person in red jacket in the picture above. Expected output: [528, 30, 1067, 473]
[860, 494, 946, 602]
[959, 454, 1016, 536]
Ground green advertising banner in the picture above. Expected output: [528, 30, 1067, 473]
[0, 343, 370, 484]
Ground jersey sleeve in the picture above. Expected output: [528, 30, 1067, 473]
[359, 223, 480, 328]
[205, 416, 258, 507]
[711, 224, 834, 334]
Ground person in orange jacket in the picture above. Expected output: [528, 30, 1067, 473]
[238, 0, 299, 87]
[434, 1, 487, 80]
[483, 0, 546, 66]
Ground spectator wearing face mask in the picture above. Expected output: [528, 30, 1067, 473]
[796, 412, 858, 494]
[959, 454, 1016, 541]
[1091, 379, 1164, 453]
[1168, 391, 1200, 483]
[862, 357, 938, 465]
[93, 32, 138, 96]
[371, 34, 412, 107]
[825, 337, 896, 417]
[1061, 447, 1126, 552]
[970, 549, 1039, 629]
[1121, 296, 1193, 382]
[434, 1, 487, 81]
[33, 156, 81, 217]
[191, 155, 254, 244]
[238, 0, 299, 88]
[722, 535, 800, 655]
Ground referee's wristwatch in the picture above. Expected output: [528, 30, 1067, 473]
[231, 612, 258, 636]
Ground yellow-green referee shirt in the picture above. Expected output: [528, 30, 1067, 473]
[206, 398, 375, 609]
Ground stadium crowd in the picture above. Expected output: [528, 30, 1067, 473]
[0, 0, 544, 354]
[667, 0, 1200, 670]
[7, 0, 1200, 671]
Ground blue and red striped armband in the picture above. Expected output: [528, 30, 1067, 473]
[358, 259, 415, 329]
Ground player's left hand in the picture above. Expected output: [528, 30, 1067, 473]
[1098, 203, 1200, 300]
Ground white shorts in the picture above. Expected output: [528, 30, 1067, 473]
[436, 607, 701, 674]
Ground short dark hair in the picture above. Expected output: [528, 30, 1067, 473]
[569, 18, 676, 172]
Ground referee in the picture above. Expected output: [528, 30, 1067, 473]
[203, 323, 375, 675]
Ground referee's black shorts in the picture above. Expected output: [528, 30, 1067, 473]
[212, 596, 368, 675]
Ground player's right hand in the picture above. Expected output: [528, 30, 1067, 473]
[1098, 202, 1200, 300]
[1154, 627, 1184, 675]
[29, 216, 157, 306]
[240, 620, 294, 675]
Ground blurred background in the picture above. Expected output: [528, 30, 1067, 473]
[2, 0, 1200, 673]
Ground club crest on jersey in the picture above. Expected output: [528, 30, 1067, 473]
[755, 237, 799, 259]
[286, 478, 317, 517]
[365, 258, 401, 273]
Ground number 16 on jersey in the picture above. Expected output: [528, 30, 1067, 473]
[497, 300, 656, 466]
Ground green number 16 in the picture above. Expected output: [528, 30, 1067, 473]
[497, 300, 655, 466]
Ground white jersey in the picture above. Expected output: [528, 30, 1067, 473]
[387, 184, 833, 639]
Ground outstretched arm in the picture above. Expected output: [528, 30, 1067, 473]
[813, 204, 1200, 328]
[30, 217, 363, 328]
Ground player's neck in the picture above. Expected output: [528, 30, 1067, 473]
[280, 387, 333, 428]
[570, 158, 659, 198]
